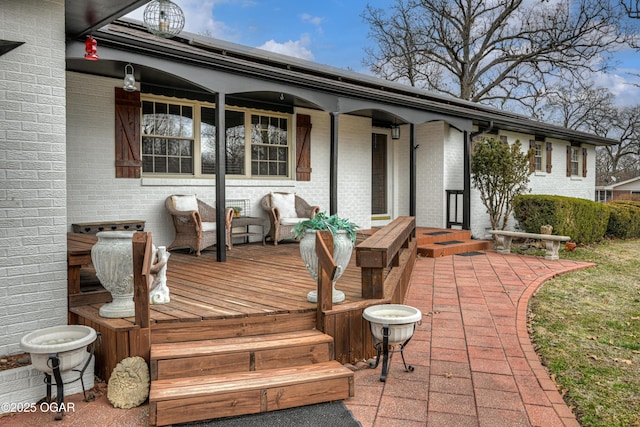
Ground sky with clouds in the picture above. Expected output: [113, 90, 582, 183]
[127, 0, 640, 106]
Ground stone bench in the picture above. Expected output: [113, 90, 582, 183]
[489, 230, 571, 260]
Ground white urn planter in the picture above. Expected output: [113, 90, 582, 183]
[20, 325, 97, 374]
[91, 231, 136, 318]
[363, 304, 422, 345]
[362, 304, 422, 382]
[20, 325, 97, 420]
[300, 229, 353, 303]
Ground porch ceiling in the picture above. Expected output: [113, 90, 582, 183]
[65, 0, 149, 39]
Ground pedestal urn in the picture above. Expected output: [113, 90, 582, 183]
[91, 231, 136, 318]
[300, 229, 353, 303]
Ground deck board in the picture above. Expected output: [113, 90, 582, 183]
[152, 240, 366, 323]
[71, 233, 387, 326]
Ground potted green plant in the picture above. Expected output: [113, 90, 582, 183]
[292, 212, 358, 243]
[293, 212, 359, 303]
[231, 206, 243, 217]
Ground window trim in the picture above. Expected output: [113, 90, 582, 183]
[140, 94, 293, 180]
[566, 144, 587, 178]
[570, 146, 580, 176]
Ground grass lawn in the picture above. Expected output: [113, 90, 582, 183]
[528, 239, 640, 427]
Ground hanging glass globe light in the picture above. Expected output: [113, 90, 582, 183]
[143, 0, 185, 38]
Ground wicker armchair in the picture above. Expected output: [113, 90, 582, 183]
[260, 192, 320, 245]
[165, 195, 234, 256]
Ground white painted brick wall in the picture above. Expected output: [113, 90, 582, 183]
[0, 0, 67, 357]
[469, 132, 599, 238]
[415, 122, 445, 227]
[66, 74, 600, 249]
[66, 77, 375, 246]
[443, 125, 465, 191]
[392, 125, 411, 217]
[337, 114, 372, 229]
[0, 353, 94, 414]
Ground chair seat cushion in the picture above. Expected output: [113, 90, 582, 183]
[172, 195, 199, 212]
[280, 217, 308, 226]
[271, 192, 297, 218]
[202, 222, 217, 232]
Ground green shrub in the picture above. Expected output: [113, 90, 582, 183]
[605, 201, 640, 239]
[512, 194, 609, 244]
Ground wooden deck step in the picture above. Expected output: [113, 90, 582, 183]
[418, 239, 491, 257]
[149, 360, 354, 426]
[150, 330, 335, 380]
[417, 228, 472, 245]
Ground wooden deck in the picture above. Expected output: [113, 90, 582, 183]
[69, 228, 417, 381]
[73, 238, 367, 324]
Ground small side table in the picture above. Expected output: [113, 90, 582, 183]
[230, 216, 265, 245]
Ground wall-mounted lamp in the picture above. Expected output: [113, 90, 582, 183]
[123, 64, 137, 92]
[84, 35, 98, 61]
[391, 125, 401, 140]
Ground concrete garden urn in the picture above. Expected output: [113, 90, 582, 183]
[300, 229, 353, 303]
[363, 304, 422, 345]
[20, 325, 97, 374]
[91, 231, 136, 318]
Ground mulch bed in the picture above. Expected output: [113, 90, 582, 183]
[0, 353, 31, 372]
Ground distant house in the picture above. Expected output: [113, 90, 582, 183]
[595, 176, 640, 202]
[0, 0, 618, 364]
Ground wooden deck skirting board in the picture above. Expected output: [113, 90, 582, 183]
[489, 229, 571, 260]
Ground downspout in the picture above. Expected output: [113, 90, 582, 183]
[215, 92, 227, 262]
[465, 121, 494, 231]
[410, 123, 416, 217]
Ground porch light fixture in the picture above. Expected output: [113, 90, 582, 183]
[143, 0, 185, 38]
[84, 35, 98, 61]
[391, 125, 401, 140]
[123, 64, 137, 92]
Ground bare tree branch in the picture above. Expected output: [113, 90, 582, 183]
[362, 0, 634, 111]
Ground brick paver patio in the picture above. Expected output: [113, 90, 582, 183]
[344, 251, 593, 427]
[3, 251, 592, 426]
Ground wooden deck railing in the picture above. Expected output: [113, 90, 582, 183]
[315, 230, 337, 332]
[355, 216, 416, 299]
[132, 231, 153, 363]
[317, 218, 418, 363]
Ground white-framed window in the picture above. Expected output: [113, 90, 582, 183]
[141, 95, 291, 179]
[570, 147, 580, 176]
[566, 145, 587, 178]
[529, 140, 552, 173]
[534, 142, 543, 172]
[595, 190, 612, 202]
[141, 101, 195, 174]
[250, 114, 289, 177]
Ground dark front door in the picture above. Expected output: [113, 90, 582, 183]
[372, 133, 387, 215]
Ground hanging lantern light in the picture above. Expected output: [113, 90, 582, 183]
[143, 0, 185, 38]
[84, 35, 98, 60]
[123, 64, 137, 92]
[391, 125, 401, 140]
